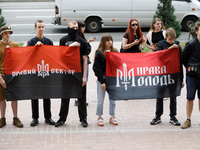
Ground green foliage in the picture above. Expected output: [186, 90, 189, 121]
[154, 0, 182, 38]
[179, 41, 186, 51]
[0, 8, 6, 27]
[0, 8, 6, 40]
[18, 43, 24, 47]
[142, 45, 150, 52]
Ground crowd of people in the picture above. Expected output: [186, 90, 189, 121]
[0, 17, 200, 130]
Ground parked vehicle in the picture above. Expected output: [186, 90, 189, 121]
[52, 0, 200, 32]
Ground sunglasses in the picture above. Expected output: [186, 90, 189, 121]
[131, 24, 138, 26]
[0, 26, 11, 32]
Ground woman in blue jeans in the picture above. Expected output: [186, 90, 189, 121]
[93, 34, 118, 126]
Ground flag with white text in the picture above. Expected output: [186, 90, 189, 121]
[5, 45, 82, 101]
[106, 48, 182, 100]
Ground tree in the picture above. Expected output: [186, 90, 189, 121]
[0, 8, 6, 40]
[154, 0, 181, 38]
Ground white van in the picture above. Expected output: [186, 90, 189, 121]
[52, 0, 200, 32]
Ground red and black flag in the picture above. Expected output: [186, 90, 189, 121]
[5, 45, 82, 101]
[106, 48, 182, 100]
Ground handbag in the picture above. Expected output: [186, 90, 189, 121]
[186, 63, 200, 77]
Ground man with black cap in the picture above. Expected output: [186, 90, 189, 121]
[0, 26, 23, 128]
[55, 20, 89, 127]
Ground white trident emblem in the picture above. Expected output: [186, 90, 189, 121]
[116, 63, 135, 91]
[38, 60, 49, 78]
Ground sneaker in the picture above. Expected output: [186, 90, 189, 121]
[81, 120, 88, 127]
[109, 117, 118, 125]
[150, 116, 161, 125]
[97, 117, 104, 126]
[13, 117, 23, 128]
[181, 119, 191, 129]
[169, 116, 181, 126]
[0, 117, 6, 128]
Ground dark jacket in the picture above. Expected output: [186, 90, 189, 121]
[157, 39, 183, 82]
[59, 34, 89, 70]
[27, 36, 53, 46]
[87, 43, 92, 54]
[182, 38, 200, 67]
[93, 50, 106, 84]
[157, 38, 181, 51]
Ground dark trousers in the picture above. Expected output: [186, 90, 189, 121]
[59, 85, 87, 122]
[31, 99, 52, 119]
[155, 97, 177, 118]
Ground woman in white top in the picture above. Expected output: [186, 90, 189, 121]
[146, 18, 166, 52]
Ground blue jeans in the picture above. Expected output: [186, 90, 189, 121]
[96, 80, 116, 116]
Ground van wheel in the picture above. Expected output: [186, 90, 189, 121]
[86, 18, 101, 33]
[182, 16, 198, 31]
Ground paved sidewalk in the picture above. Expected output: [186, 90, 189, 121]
[1, 42, 200, 150]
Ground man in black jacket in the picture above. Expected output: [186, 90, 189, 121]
[27, 20, 55, 126]
[55, 20, 89, 127]
[150, 28, 184, 126]
[181, 22, 200, 129]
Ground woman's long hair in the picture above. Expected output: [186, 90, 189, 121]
[125, 18, 143, 43]
[96, 33, 118, 56]
[149, 17, 166, 31]
[77, 21, 86, 40]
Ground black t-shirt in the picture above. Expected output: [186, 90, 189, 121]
[59, 35, 89, 69]
[27, 36, 53, 46]
[147, 31, 164, 46]
[152, 31, 165, 45]
[123, 32, 141, 53]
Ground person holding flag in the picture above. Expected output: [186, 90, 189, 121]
[0, 26, 23, 128]
[55, 20, 89, 128]
[93, 33, 118, 126]
[27, 20, 55, 127]
[150, 28, 184, 126]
